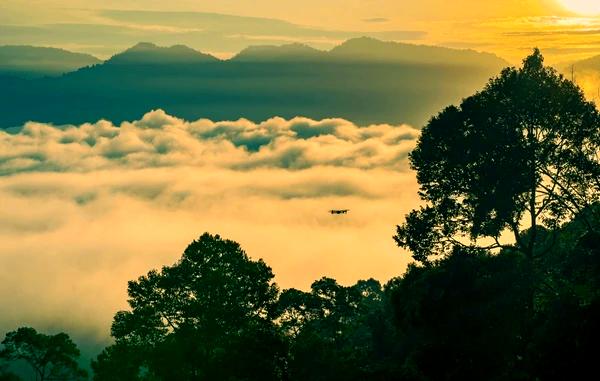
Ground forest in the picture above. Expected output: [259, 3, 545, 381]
[1, 50, 598, 381]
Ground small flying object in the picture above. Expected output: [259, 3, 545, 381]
[329, 209, 349, 215]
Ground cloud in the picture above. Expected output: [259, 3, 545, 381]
[0, 109, 419, 175]
[0, 110, 421, 359]
[504, 29, 600, 37]
[363, 18, 389, 23]
[0, 10, 426, 59]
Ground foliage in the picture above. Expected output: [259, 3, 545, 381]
[0, 327, 86, 381]
[390, 49, 600, 380]
[527, 296, 600, 380]
[0, 363, 22, 381]
[88, 222, 598, 380]
[395, 49, 600, 263]
[533, 205, 600, 306]
[92, 233, 285, 381]
[277, 278, 401, 380]
[389, 248, 531, 380]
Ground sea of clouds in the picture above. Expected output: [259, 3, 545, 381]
[0, 110, 421, 351]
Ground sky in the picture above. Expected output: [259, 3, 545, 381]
[2, 0, 600, 63]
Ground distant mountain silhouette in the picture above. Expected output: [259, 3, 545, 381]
[558, 55, 600, 101]
[0, 45, 100, 78]
[232, 43, 325, 62]
[106, 42, 219, 65]
[329, 37, 504, 66]
[231, 38, 505, 66]
[0, 38, 508, 128]
[564, 54, 600, 72]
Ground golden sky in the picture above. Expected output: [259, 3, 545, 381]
[2, 0, 600, 63]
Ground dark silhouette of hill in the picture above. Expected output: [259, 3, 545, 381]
[232, 37, 504, 65]
[557, 54, 600, 101]
[329, 37, 504, 66]
[564, 54, 600, 72]
[106, 42, 219, 65]
[0, 38, 508, 128]
[0, 45, 100, 78]
[232, 43, 325, 62]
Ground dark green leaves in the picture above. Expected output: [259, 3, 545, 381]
[0, 327, 86, 381]
[95, 233, 283, 381]
[396, 49, 600, 262]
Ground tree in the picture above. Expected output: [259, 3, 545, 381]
[389, 248, 530, 381]
[395, 49, 600, 264]
[0, 327, 86, 381]
[91, 343, 147, 381]
[277, 278, 401, 381]
[527, 296, 600, 381]
[93, 233, 285, 381]
[524, 206, 600, 380]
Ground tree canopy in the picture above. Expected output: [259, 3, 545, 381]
[0, 327, 86, 381]
[92, 233, 285, 381]
[395, 49, 600, 263]
[0, 363, 21, 381]
[390, 248, 531, 380]
[277, 277, 399, 380]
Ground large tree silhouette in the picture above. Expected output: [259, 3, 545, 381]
[0, 327, 86, 381]
[93, 233, 285, 381]
[395, 49, 600, 264]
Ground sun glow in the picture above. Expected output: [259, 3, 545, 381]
[558, 0, 600, 15]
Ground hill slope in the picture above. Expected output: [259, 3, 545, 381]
[329, 37, 504, 66]
[0, 45, 100, 78]
[106, 42, 219, 65]
[0, 38, 508, 128]
[559, 54, 600, 102]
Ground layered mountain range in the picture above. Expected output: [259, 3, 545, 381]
[0, 38, 509, 127]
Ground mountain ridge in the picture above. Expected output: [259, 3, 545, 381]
[232, 43, 325, 62]
[3, 38, 509, 72]
[106, 42, 220, 65]
[329, 37, 508, 66]
[0, 45, 100, 78]
[107, 37, 509, 66]
[0, 37, 509, 128]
